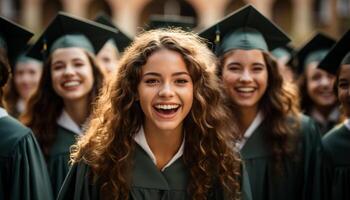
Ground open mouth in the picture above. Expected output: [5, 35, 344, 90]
[153, 104, 181, 116]
[62, 80, 81, 89]
[236, 87, 255, 93]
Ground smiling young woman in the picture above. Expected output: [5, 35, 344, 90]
[200, 5, 322, 200]
[56, 29, 249, 200]
[295, 33, 340, 135]
[19, 13, 116, 198]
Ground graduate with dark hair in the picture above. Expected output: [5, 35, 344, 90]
[94, 13, 132, 76]
[20, 12, 117, 198]
[293, 33, 340, 135]
[318, 29, 350, 200]
[200, 5, 321, 200]
[0, 16, 53, 200]
[3, 46, 42, 118]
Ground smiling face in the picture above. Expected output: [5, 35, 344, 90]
[305, 62, 336, 107]
[221, 49, 268, 112]
[137, 49, 193, 133]
[96, 41, 120, 75]
[14, 60, 42, 101]
[50, 47, 94, 102]
[337, 64, 350, 117]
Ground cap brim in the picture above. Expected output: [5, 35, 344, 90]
[28, 12, 119, 60]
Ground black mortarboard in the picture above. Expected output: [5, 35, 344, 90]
[94, 13, 132, 52]
[0, 16, 33, 66]
[292, 33, 335, 74]
[27, 12, 119, 60]
[147, 15, 196, 31]
[9, 44, 42, 72]
[318, 29, 350, 75]
[198, 4, 290, 56]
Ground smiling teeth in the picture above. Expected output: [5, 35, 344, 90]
[237, 87, 254, 92]
[155, 104, 180, 110]
[63, 81, 80, 87]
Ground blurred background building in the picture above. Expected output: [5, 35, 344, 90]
[0, 0, 349, 47]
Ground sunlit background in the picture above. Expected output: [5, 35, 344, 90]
[1, 0, 349, 47]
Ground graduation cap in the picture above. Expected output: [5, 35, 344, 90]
[292, 33, 335, 74]
[13, 45, 42, 67]
[0, 16, 34, 67]
[147, 15, 196, 31]
[198, 4, 290, 56]
[271, 45, 294, 60]
[94, 13, 132, 52]
[27, 12, 120, 60]
[318, 29, 350, 75]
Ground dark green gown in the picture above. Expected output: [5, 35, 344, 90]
[322, 124, 350, 200]
[0, 115, 53, 200]
[58, 144, 251, 200]
[240, 115, 321, 200]
[48, 125, 77, 198]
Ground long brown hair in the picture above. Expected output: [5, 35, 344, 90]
[71, 29, 241, 199]
[20, 50, 103, 157]
[218, 50, 301, 172]
[0, 50, 10, 107]
[3, 78, 20, 117]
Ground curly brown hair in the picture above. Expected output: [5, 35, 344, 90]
[218, 50, 301, 172]
[71, 29, 242, 200]
[20, 50, 104, 157]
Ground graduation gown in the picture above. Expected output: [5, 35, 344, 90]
[47, 125, 77, 198]
[58, 144, 243, 200]
[0, 115, 53, 200]
[240, 115, 321, 200]
[322, 124, 350, 200]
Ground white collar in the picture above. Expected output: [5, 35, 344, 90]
[57, 110, 83, 135]
[235, 111, 264, 150]
[344, 119, 350, 131]
[310, 107, 339, 124]
[133, 126, 185, 171]
[0, 107, 8, 119]
[16, 99, 25, 113]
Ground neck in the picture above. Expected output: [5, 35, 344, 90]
[143, 123, 184, 170]
[63, 97, 90, 126]
[237, 106, 258, 135]
[313, 105, 335, 121]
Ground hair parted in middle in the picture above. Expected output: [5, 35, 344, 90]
[218, 50, 301, 173]
[20, 50, 104, 157]
[71, 28, 242, 200]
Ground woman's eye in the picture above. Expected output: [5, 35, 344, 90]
[52, 65, 64, 71]
[175, 79, 189, 84]
[252, 67, 263, 71]
[339, 83, 349, 89]
[145, 79, 159, 85]
[228, 66, 240, 71]
[74, 62, 85, 67]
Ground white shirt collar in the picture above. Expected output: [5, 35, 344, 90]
[0, 107, 8, 119]
[133, 126, 185, 171]
[344, 119, 350, 131]
[235, 111, 264, 150]
[310, 107, 339, 124]
[16, 99, 25, 114]
[57, 110, 83, 135]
